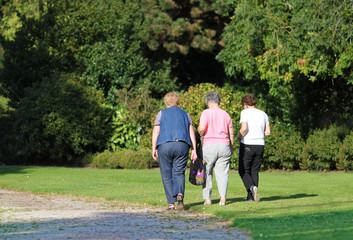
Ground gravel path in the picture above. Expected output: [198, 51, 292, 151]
[0, 189, 250, 239]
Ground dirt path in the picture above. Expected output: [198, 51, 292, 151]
[0, 189, 250, 239]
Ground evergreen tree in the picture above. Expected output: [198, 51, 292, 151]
[142, 0, 235, 87]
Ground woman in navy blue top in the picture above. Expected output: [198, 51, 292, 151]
[152, 92, 197, 210]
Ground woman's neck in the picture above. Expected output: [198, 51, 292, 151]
[245, 105, 256, 109]
[208, 103, 219, 108]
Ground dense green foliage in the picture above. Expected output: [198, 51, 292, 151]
[8, 74, 112, 165]
[0, 0, 352, 170]
[218, 0, 353, 133]
[338, 131, 353, 171]
[179, 83, 244, 127]
[1, 167, 353, 239]
[141, 0, 235, 87]
[264, 124, 304, 170]
[143, 0, 235, 55]
[91, 148, 156, 169]
[0, 0, 176, 101]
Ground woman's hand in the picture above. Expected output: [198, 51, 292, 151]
[191, 149, 197, 163]
[152, 148, 158, 161]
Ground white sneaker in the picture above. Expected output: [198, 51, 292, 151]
[251, 186, 260, 202]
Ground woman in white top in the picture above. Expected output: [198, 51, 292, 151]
[237, 94, 271, 202]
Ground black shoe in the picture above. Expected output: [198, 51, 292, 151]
[177, 194, 184, 211]
[246, 191, 254, 201]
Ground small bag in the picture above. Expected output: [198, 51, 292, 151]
[189, 158, 205, 185]
[189, 131, 205, 185]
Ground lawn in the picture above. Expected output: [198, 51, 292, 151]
[0, 166, 352, 239]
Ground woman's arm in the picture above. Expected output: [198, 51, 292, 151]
[152, 126, 160, 161]
[237, 122, 248, 143]
[189, 125, 198, 162]
[198, 124, 206, 136]
[264, 123, 271, 136]
[228, 125, 234, 153]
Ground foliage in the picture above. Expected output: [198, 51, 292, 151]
[0, 0, 47, 41]
[142, 0, 235, 55]
[0, 109, 15, 164]
[113, 86, 163, 132]
[108, 87, 163, 151]
[141, 0, 235, 88]
[91, 149, 157, 169]
[11, 73, 113, 165]
[108, 107, 140, 152]
[301, 125, 341, 171]
[263, 123, 304, 170]
[178, 83, 244, 128]
[217, 0, 353, 134]
[337, 131, 353, 171]
[0, 0, 176, 102]
[76, 1, 176, 99]
[0, 12, 55, 101]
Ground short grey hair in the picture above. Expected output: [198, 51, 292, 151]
[205, 91, 221, 105]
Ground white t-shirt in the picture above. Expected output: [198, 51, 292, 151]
[239, 108, 269, 145]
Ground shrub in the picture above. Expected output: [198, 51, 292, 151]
[108, 107, 140, 151]
[11, 73, 113, 165]
[337, 131, 353, 171]
[91, 148, 157, 169]
[179, 83, 244, 128]
[263, 123, 304, 170]
[301, 125, 341, 171]
[109, 87, 163, 151]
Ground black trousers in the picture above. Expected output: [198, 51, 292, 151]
[238, 143, 264, 192]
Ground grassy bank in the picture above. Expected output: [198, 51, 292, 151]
[0, 167, 352, 239]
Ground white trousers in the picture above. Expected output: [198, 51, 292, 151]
[202, 144, 232, 200]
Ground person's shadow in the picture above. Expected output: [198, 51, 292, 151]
[185, 193, 318, 209]
[259, 193, 318, 202]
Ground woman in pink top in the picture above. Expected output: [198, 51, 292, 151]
[198, 92, 234, 206]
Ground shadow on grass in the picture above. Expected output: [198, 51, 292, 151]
[0, 166, 29, 176]
[260, 193, 318, 201]
[185, 193, 318, 209]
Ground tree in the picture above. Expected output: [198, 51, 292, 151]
[10, 73, 113, 165]
[142, 0, 236, 87]
[0, 0, 176, 101]
[217, 0, 353, 133]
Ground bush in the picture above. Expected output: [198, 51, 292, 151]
[109, 87, 164, 151]
[301, 125, 341, 171]
[263, 123, 304, 170]
[337, 131, 353, 171]
[91, 148, 157, 169]
[179, 83, 245, 128]
[108, 106, 140, 152]
[11, 73, 113, 165]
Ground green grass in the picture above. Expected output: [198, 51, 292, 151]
[0, 167, 352, 239]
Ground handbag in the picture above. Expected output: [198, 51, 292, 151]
[189, 131, 205, 185]
[189, 158, 205, 185]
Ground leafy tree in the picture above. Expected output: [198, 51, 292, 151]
[217, 0, 353, 133]
[143, 0, 235, 55]
[11, 73, 113, 165]
[142, 0, 236, 87]
[0, 0, 176, 101]
[50, 0, 176, 98]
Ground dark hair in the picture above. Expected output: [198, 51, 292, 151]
[205, 92, 221, 105]
[241, 94, 258, 107]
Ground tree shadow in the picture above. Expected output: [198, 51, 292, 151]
[0, 166, 29, 176]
